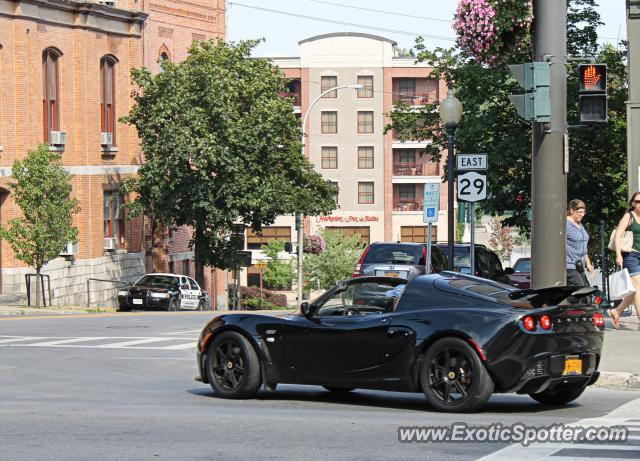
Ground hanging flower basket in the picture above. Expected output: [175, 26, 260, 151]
[453, 0, 533, 66]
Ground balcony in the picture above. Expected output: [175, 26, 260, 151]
[393, 199, 423, 212]
[393, 163, 423, 176]
[392, 93, 436, 106]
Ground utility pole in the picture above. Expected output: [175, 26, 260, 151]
[628, 0, 640, 197]
[530, 0, 568, 288]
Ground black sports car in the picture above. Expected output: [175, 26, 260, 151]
[195, 273, 604, 412]
[118, 273, 209, 312]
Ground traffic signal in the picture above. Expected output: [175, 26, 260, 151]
[578, 64, 607, 123]
[508, 62, 551, 122]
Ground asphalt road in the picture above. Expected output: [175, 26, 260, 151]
[0, 312, 638, 461]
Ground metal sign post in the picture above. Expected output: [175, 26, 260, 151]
[423, 183, 440, 274]
[457, 153, 487, 277]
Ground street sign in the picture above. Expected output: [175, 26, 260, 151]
[254, 261, 267, 270]
[457, 153, 487, 171]
[508, 62, 551, 122]
[457, 172, 487, 202]
[423, 183, 440, 223]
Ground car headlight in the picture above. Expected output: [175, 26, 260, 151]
[149, 292, 170, 299]
[118, 290, 128, 297]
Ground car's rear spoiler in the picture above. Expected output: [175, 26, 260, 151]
[508, 286, 599, 307]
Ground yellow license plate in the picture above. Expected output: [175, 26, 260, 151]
[385, 272, 400, 278]
[563, 357, 582, 376]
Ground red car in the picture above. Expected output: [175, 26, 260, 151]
[507, 257, 531, 289]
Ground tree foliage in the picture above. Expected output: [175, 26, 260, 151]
[0, 144, 80, 305]
[122, 39, 337, 275]
[304, 229, 365, 290]
[386, 0, 627, 267]
[262, 240, 296, 290]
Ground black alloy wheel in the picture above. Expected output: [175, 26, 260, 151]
[529, 383, 587, 405]
[168, 298, 180, 311]
[420, 337, 493, 412]
[205, 331, 261, 398]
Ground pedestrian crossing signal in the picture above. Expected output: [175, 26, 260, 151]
[578, 64, 607, 123]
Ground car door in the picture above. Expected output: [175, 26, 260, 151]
[187, 277, 203, 306]
[178, 276, 197, 309]
[280, 279, 410, 375]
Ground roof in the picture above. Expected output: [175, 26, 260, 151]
[298, 32, 397, 46]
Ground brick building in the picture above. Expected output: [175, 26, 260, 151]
[0, 0, 226, 307]
[240, 33, 453, 289]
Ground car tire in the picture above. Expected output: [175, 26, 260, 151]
[205, 331, 261, 399]
[529, 383, 587, 405]
[197, 300, 206, 311]
[419, 337, 493, 413]
[168, 298, 180, 312]
[117, 306, 131, 312]
[323, 386, 355, 394]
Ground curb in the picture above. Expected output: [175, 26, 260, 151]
[595, 371, 640, 391]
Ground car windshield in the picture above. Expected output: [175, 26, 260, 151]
[363, 245, 425, 265]
[134, 275, 178, 289]
[514, 259, 531, 272]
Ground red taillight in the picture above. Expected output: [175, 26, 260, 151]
[523, 315, 536, 331]
[352, 245, 371, 277]
[593, 312, 605, 328]
[539, 314, 552, 330]
[594, 296, 602, 305]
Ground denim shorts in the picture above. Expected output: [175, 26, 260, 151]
[623, 251, 640, 277]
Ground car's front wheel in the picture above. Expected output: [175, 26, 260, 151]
[420, 337, 493, 412]
[529, 383, 587, 405]
[168, 298, 180, 311]
[205, 331, 261, 398]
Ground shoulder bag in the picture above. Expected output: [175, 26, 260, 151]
[608, 213, 634, 252]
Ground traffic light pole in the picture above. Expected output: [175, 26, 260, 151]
[531, 0, 568, 288]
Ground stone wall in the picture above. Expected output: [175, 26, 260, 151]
[1, 251, 145, 308]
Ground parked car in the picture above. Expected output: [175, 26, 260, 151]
[195, 274, 604, 412]
[352, 242, 447, 281]
[507, 257, 531, 289]
[117, 273, 210, 312]
[436, 243, 511, 284]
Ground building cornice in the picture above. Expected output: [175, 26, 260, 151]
[0, 0, 148, 37]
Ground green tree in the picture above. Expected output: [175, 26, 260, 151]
[122, 39, 337, 284]
[0, 144, 80, 306]
[262, 240, 296, 290]
[386, 0, 626, 267]
[304, 229, 364, 290]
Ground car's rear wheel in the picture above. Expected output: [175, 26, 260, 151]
[420, 337, 493, 412]
[529, 383, 587, 405]
[323, 386, 355, 394]
[168, 298, 180, 311]
[205, 331, 261, 398]
[197, 300, 206, 311]
[117, 306, 131, 312]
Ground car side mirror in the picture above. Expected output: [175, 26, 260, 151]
[504, 267, 515, 275]
[300, 301, 312, 317]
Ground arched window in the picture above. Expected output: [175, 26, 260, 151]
[42, 48, 62, 142]
[159, 52, 169, 73]
[100, 55, 118, 146]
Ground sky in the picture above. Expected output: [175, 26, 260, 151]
[227, 0, 628, 57]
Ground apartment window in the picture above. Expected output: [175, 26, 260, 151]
[358, 182, 374, 204]
[399, 150, 416, 164]
[321, 111, 337, 134]
[159, 52, 169, 73]
[357, 111, 374, 134]
[321, 75, 338, 98]
[247, 226, 291, 250]
[325, 226, 370, 244]
[328, 181, 339, 205]
[321, 146, 338, 169]
[398, 184, 416, 202]
[183, 259, 191, 276]
[399, 78, 416, 98]
[103, 190, 125, 246]
[358, 146, 374, 169]
[43, 48, 61, 142]
[400, 226, 437, 243]
[357, 75, 374, 98]
[100, 56, 117, 145]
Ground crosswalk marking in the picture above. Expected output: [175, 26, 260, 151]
[478, 397, 640, 460]
[0, 335, 196, 350]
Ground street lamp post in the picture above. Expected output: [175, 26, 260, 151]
[439, 88, 463, 271]
[296, 83, 363, 305]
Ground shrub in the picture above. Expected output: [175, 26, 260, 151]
[238, 286, 289, 310]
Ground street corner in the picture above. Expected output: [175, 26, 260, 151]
[0, 305, 117, 318]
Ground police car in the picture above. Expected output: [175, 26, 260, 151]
[117, 273, 210, 312]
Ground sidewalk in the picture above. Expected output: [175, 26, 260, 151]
[0, 304, 637, 391]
